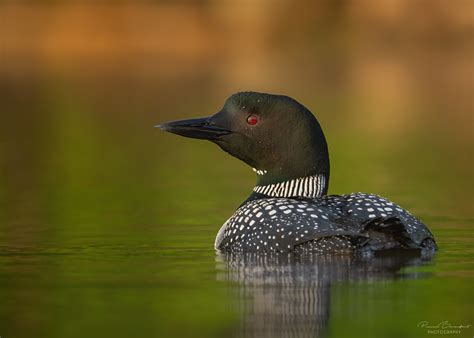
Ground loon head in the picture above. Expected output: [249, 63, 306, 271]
[158, 91, 330, 194]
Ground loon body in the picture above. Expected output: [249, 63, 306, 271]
[158, 92, 437, 253]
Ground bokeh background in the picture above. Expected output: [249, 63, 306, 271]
[0, 1, 473, 338]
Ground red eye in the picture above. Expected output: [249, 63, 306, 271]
[246, 115, 258, 125]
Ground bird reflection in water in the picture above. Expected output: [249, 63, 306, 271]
[216, 250, 434, 338]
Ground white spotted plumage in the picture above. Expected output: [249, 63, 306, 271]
[215, 190, 436, 253]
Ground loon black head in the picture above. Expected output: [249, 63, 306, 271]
[158, 92, 330, 195]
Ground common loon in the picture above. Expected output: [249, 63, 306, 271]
[158, 92, 437, 254]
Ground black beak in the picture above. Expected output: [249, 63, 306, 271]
[156, 117, 232, 140]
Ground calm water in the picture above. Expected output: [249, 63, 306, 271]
[0, 77, 473, 338]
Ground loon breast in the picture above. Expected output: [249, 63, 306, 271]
[215, 193, 437, 253]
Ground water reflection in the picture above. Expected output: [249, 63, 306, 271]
[217, 251, 434, 338]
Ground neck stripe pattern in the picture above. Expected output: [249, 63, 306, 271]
[253, 175, 326, 198]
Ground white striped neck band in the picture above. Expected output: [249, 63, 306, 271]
[253, 174, 327, 198]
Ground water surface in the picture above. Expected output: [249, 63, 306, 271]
[1, 97, 472, 337]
